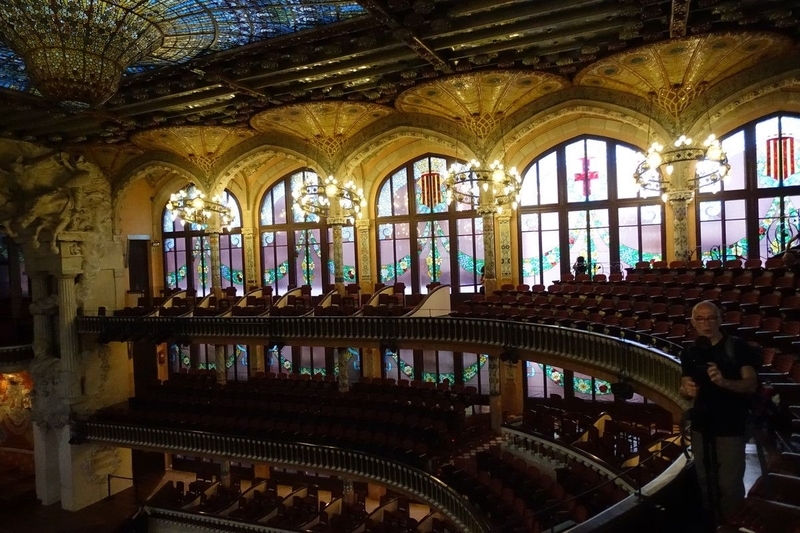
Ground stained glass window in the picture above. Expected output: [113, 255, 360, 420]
[162, 185, 243, 297]
[259, 169, 357, 294]
[0, 1, 365, 94]
[697, 113, 800, 261]
[376, 154, 482, 294]
[519, 136, 663, 286]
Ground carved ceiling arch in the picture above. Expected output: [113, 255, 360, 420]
[212, 133, 328, 193]
[111, 155, 206, 238]
[395, 70, 570, 140]
[130, 126, 256, 175]
[340, 127, 478, 198]
[506, 102, 663, 171]
[575, 32, 794, 117]
[71, 144, 144, 180]
[250, 102, 396, 162]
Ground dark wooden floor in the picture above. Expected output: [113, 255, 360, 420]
[0, 474, 160, 533]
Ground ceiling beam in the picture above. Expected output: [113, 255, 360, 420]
[356, 0, 452, 73]
[670, 0, 691, 38]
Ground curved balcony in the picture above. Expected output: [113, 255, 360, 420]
[77, 315, 691, 417]
[78, 421, 490, 533]
[0, 343, 33, 373]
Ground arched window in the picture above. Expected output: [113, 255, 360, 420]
[519, 136, 664, 286]
[375, 154, 483, 294]
[162, 186, 244, 297]
[697, 113, 800, 260]
[259, 170, 357, 295]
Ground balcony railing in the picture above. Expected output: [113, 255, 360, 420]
[0, 343, 34, 372]
[80, 421, 490, 533]
[77, 315, 690, 415]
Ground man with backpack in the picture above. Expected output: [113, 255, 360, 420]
[679, 300, 761, 530]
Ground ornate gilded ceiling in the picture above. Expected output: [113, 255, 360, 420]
[574, 32, 794, 115]
[250, 102, 394, 159]
[395, 71, 569, 138]
[0, 0, 798, 148]
[131, 127, 255, 172]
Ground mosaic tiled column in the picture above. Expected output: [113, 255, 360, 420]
[665, 190, 694, 262]
[208, 231, 222, 297]
[489, 354, 502, 433]
[478, 207, 497, 295]
[337, 347, 350, 392]
[329, 216, 349, 295]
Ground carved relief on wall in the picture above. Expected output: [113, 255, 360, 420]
[0, 152, 111, 255]
[0, 372, 33, 447]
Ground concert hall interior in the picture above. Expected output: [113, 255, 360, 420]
[2, 1, 800, 532]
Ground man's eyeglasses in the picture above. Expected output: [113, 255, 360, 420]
[692, 316, 719, 323]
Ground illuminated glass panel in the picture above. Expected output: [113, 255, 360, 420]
[0, 1, 365, 93]
[565, 139, 608, 202]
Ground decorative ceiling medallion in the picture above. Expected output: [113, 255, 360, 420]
[250, 102, 395, 158]
[131, 127, 255, 172]
[574, 32, 793, 114]
[395, 71, 570, 139]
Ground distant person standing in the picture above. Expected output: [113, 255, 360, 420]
[573, 256, 588, 277]
[478, 266, 485, 294]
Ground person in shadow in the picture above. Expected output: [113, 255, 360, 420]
[679, 300, 759, 530]
[572, 256, 588, 277]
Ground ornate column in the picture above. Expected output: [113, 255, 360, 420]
[57, 273, 81, 400]
[356, 219, 372, 286]
[7, 238, 23, 319]
[328, 216, 349, 295]
[30, 272, 54, 359]
[479, 207, 497, 295]
[489, 354, 502, 433]
[207, 223, 227, 384]
[240, 226, 257, 289]
[665, 191, 694, 262]
[337, 347, 350, 392]
[207, 230, 222, 298]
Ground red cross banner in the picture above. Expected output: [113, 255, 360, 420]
[574, 157, 598, 196]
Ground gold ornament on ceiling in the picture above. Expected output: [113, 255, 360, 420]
[395, 70, 569, 139]
[250, 102, 395, 159]
[78, 145, 144, 178]
[574, 32, 793, 115]
[131, 127, 255, 172]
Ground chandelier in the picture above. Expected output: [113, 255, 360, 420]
[0, 1, 171, 107]
[292, 175, 365, 222]
[443, 159, 522, 213]
[633, 134, 730, 201]
[166, 188, 233, 230]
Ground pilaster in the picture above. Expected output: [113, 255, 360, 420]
[355, 219, 372, 286]
[241, 226, 257, 289]
[57, 272, 81, 400]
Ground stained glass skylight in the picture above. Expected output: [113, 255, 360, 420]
[0, 0, 365, 102]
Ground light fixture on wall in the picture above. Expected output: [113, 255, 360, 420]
[292, 175, 366, 222]
[633, 133, 730, 202]
[442, 158, 522, 213]
[166, 187, 233, 230]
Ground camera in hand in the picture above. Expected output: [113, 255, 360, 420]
[687, 336, 715, 384]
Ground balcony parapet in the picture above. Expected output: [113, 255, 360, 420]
[79, 421, 490, 533]
[77, 315, 690, 416]
[0, 343, 33, 373]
